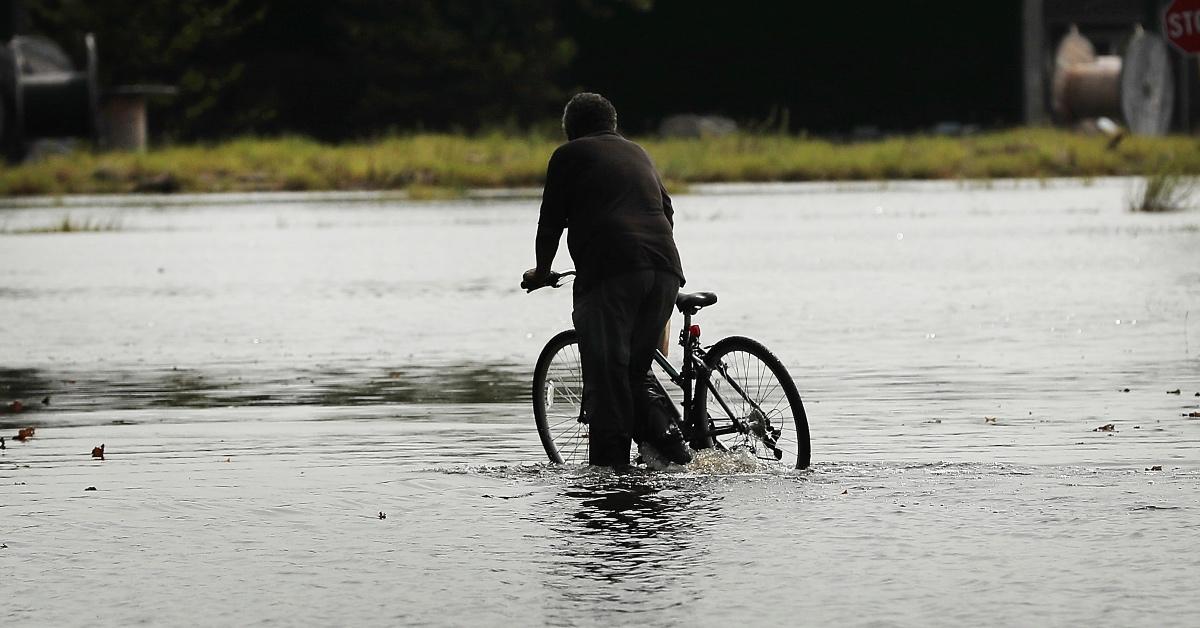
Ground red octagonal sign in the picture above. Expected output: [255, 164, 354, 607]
[1164, 0, 1200, 53]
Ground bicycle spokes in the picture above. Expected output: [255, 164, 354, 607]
[706, 350, 797, 464]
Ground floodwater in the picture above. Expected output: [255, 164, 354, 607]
[2, 179, 1199, 626]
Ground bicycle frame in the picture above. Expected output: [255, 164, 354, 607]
[649, 310, 771, 450]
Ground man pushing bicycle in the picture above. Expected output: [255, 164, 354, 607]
[523, 92, 691, 468]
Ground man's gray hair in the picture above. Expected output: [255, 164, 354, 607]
[562, 92, 617, 140]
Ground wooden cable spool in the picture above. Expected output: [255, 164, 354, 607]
[1051, 25, 1175, 135]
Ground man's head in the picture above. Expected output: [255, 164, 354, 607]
[562, 92, 617, 140]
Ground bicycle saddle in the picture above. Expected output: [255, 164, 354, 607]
[675, 291, 717, 315]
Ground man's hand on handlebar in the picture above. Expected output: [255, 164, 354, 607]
[521, 268, 574, 292]
[522, 268, 551, 291]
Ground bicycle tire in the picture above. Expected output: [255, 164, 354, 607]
[532, 329, 589, 464]
[694, 336, 810, 469]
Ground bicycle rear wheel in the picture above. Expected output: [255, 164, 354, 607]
[695, 336, 810, 469]
[532, 329, 589, 464]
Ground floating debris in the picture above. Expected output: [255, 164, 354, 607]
[1185, 412, 1200, 418]
[1094, 423, 1117, 432]
[378, 511, 387, 520]
[482, 492, 536, 500]
[1167, 389, 1180, 395]
[13, 427, 35, 441]
[91, 444, 105, 460]
[1146, 465, 1163, 471]
[1120, 388, 1130, 393]
[1, 437, 5, 450]
[984, 416, 997, 424]
[5, 400, 24, 414]
[84, 486, 97, 491]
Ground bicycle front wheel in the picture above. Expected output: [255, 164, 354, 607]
[532, 329, 589, 464]
[695, 336, 810, 469]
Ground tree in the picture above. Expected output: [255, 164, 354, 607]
[27, 0, 577, 139]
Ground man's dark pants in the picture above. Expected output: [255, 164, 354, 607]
[572, 269, 680, 466]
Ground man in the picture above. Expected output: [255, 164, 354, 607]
[523, 92, 690, 468]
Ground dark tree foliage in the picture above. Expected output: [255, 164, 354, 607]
[28, 0, 577, 139]
[562, 0, 1023, 134]
[24, 0, 1025, 139]
[26, 0, 266, 139]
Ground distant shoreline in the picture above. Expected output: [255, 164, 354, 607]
[0, 176, 1154, 210]
[1, 129, 1197, 199]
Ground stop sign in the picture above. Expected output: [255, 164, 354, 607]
[1164, 0, 1200, 53]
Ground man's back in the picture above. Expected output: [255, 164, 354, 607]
[538, 130, 684, 294]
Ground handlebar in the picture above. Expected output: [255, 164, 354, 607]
[522, 270, 575, 292]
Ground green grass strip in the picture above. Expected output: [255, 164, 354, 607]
[2, 129, 1198, 197]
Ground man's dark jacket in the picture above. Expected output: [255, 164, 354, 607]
[537, 130, 685, 294]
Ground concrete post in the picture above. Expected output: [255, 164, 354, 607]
[101, 94, 147, 151]
[1023, 0, 1048, 125]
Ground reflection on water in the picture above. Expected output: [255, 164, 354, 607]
[540, 473, 717, 622]
[0, 362, 530, 425]
[562, 479, 706, 575]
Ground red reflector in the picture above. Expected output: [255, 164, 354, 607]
[689, 324, 701, 338]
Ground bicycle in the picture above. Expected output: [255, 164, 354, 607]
[525, 270, 810, 469]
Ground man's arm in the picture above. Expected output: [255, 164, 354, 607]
[533, 221, 563, 277]
[526, 149, 568, 285]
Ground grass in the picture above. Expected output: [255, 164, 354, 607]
[1130, 168, 1198, 212]
[1, 128, 1199, 198]
[0, 215, 122, 234]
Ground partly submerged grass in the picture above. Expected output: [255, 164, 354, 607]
[1130, 168, 1198, 212]
[2, 129, 1199, 198]
[0, 214, 122, 234]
